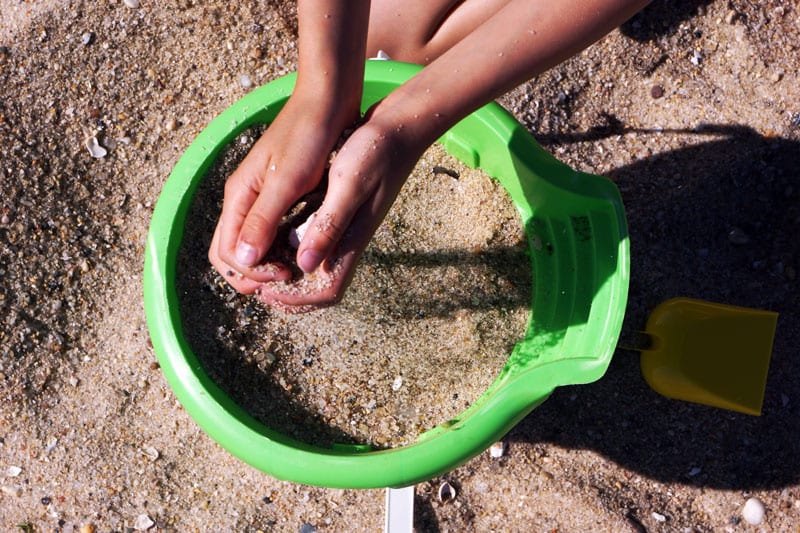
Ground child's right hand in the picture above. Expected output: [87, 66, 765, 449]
[208, 91, 359, 296]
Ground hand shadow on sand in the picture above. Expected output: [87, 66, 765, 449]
[510, 124, 800, 491]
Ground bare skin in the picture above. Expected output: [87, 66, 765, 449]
[209, 0, 651, 311]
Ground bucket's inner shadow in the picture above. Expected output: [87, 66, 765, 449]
[176, 126, 532, 448]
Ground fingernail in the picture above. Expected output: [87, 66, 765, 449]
[235, 242, 258, 267]
[299, 249, 323, 273]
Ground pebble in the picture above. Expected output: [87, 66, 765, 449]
[391, 376, 403, 391]
[0, 214, 8, 225]
[123, 0, 140, 8]
[1, 485, 22, 497]
[164, 116, 178, 131]
[727, 227, 750, 245]
[84, 136, 107, 158]
[141, 445, 160, 461]
[6, 466, 22, 477]
[134, 514, 155, 531]
[79, 525, 95, 533]
[650, 84, 664, 99]
[742, 497, 765, 525]
[652, 511, 667, 522]
[239, 74, 253, 89]
[81, 31, 94, 45]
[489, 441, 505, 458]
[299, 524, 317, 533]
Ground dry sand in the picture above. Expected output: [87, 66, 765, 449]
[2, 0, 799, 531]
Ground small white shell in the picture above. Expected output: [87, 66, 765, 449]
[85, 136, 107, 158]
[489, 441, 505, 458]
[391, 376, 403, 391]
[437, 481, 456, 503]
[742, 497, 765, 525]
[123, 0, 140, 8]
[289, 212, 316, 249]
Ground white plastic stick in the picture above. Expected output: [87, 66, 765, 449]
[384, 486, 415, 533]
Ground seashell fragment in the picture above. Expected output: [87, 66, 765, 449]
[489, 441, 505, 458]
[123, 0, 140, 8]
[289, 212, 316, 249]
[437, 481, 456, 503]
[85, 136, 107, 158]
[742, 497, 765, 525]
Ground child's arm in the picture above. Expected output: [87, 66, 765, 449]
[208, 0, 370, 294]
[254, 0, 650, 311]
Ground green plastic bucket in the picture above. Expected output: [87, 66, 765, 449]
[143, 60, 629, 488]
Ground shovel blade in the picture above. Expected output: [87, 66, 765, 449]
[640, 298, 778, 415]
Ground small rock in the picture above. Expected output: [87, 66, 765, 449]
[391, 376, 403, 391]
[652, 511, 667, 522]
[134, 514, 155, 531]
[81, 31, 94, 45]
[239, 74, 253, 89]
[724, 9, 737, 24]
[299, 524, 317, 533]
[1, 485, 22, 497]
[742, 497, 765, 525]
[79, 525, 95, 533]
[489, 441, 505, 458]
[164, 116, 178, 131]
[123, 0, 141, 8]
[728, 227, 750, 245]
[650, 84, 664, 98]
[69, 376, 80, 387]
[6, 466, 21, 477]
[0, 213, 9, 225]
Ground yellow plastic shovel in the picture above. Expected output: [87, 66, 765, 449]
[637, 298, 778, 415]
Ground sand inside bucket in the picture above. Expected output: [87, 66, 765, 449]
[176, 126, 532, 448]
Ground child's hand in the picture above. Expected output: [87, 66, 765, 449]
[254, 113, 426, 312]
[208, 93, 358, 295]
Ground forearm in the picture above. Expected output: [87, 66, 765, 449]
[373, 0, 650, 145]
[294, 0, 371, 110]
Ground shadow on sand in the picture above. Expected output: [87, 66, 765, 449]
[511, 124, 799, 491]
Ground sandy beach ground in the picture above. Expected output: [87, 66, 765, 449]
[2, 0, 799, 531]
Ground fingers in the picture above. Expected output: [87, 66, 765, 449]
[257, 179, 392, 312]
[208, 224, 265, 294]
[212, 165, 295, 284]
